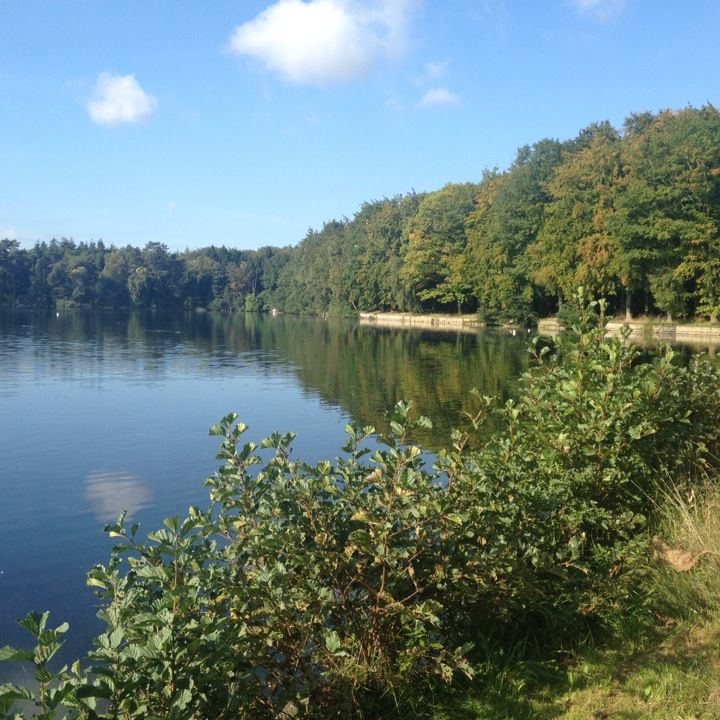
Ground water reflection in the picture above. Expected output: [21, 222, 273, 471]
[276, 320, 528, 445]
[2, 310, 713, 446]
[84, 470, 153, 522]
[0, 309, 530, 448]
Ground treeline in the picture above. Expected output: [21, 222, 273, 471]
[283, 105, 720, 322]
[2, 105, 719, 321]
[0, 239, 293, 312]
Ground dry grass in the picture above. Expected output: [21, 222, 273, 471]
[653, 481, 720, 613]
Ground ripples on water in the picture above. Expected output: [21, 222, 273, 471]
[0, 308, 530, 671]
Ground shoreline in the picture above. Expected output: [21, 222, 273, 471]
[538, 317, 720, 344]
[358, 312, 484, 332]
[358, 311, 720, 348]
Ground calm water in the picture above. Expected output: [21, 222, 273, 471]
[0, 309, 529, 673]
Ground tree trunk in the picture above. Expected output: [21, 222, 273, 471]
[625, 290, 632, 321]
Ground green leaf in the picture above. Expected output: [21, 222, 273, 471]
[109, 629, 124, 649]
[0, 647, 33, 662]
[18, 611, 48, 637]
[172, 687, 193, 711]
[324, 630, 342, 654]
[0, 682, 33, 702]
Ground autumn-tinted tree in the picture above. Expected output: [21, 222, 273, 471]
[466, 139, 565, 323]
[613, 105, 720, 320]
[528, 122, 624, 310]
[401, 183, 478, 313]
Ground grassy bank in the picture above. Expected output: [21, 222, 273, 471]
[437, 483, 720, 719]
[437, 617, 720, 719]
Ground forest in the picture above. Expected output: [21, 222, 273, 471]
[2, 105, 719, 323]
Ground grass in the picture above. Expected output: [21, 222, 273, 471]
[553, 618, 720, 719]
[433, 482, 720, 720]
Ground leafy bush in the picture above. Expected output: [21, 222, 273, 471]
[3, 292, 720, 718]
[437, 293, 720, 647]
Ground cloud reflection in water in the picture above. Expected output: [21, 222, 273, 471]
[85, 470, 154, 522]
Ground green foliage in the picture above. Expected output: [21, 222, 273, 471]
[454, 291, 720, 639]
[0, 239, 30, 305]
[529, 123, 623, 304]
[3, 294, 720, 718]
[466, 141, 565, 323]
[343, 195, 424, 312]
[0, 612, 86, 720]
[273, 220, 349, 314]
[84, 407, 476, 718]
[400, 183, 478, 313]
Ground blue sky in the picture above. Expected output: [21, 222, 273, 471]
[1, 0, 719, 252]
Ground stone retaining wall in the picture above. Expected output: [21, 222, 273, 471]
[537, 318, 720, 344]
[358, 312, 483, 331]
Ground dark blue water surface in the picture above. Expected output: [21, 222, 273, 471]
[0, 309, 531, 677]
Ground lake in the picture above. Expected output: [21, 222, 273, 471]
[0, 308, 529, 671]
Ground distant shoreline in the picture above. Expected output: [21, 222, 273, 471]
[358, 311, 720, 347]
[538, 317, 720, 345]
[358, 312, 484, 332]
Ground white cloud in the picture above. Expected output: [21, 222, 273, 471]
[569, 0, 627, 21]
[228, 0, 417, 86]
[413, 59, 450, 87]
[419, 87, 461, 108]
[87, 73, 157, 126]
[423, 60, 449, 81]
[1, 228, 17, 240]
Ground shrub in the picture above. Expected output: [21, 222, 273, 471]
[438, 293, 720, 645]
